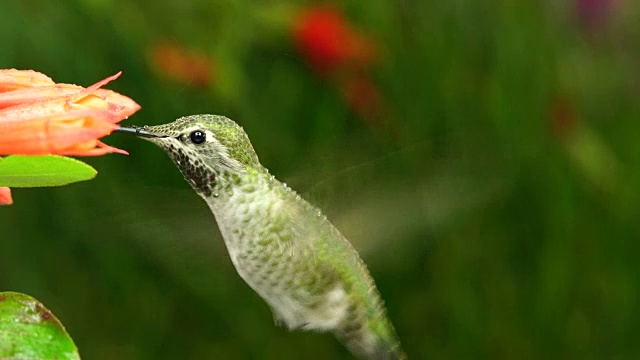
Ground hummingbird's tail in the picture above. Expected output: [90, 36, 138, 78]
[334, 323, 406, 360]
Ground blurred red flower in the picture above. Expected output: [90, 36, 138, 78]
[576, 0, 621, 31]
[549, 94, 578, 139]
[294, 5, 375, 76]
[149, 42, 215, 88]
[0, 70, 139, 156]
[340, 75, 383, 123]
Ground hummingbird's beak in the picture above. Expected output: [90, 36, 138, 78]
[113, 126, 167, 138]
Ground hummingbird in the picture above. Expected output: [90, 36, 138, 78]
[115, 115, 405, 359]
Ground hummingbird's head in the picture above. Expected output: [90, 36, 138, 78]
[116, 114, 261, 196]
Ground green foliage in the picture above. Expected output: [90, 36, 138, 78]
[0, 155, 97, 187]
[0, 292, 80, 360]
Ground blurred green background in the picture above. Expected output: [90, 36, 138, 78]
[1, 0, 640, 358]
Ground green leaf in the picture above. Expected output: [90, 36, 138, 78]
[0, 155, 97, 187]
[0, 292, 80, 360]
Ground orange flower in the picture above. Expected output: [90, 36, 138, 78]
[149, 42, 214, 88]
[0, 79, 139, 115]
[0, 69, 54, 92]
[0, 70, 140, 156]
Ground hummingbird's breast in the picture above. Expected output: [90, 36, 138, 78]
[204, 174, 355, 332]
[201, 171, 403, 357]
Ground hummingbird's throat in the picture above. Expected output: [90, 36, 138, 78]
[166, 145, 217, 197]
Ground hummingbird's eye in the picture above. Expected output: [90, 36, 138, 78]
[189, 130, 206, 145]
